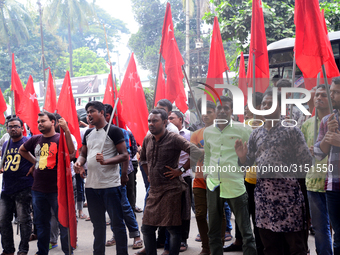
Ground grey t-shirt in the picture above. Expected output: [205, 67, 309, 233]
[83, 124, 125, 189]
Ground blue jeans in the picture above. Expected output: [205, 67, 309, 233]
[326, 191, 340, 255]
[31, 190, 69, 255]
[224, 201, 232, 232]
[139, 163, 150, 191]
[111, 186, 140, 238]
[307, 191, 332, 255]
[86, 187, 128, 255]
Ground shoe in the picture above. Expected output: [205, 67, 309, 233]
[195, 234, 201, 242]
[78, 213, 87, 219]
[29, 234, 37, 241]
[1, 253, 14, 255]
[49, 243, 58, 250]
[179, 242, 188, 252]
[224, 232, 233, 242]
[105, 237, 116, 246]
[17, 252, 27, 255]
[223, 243, 242, 252]
[133, 239, 143, 249]
[135, 206, 143, 213]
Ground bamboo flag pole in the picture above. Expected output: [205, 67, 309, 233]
[321, 65, 333, 112]
[153, 54, 163, 107]
[100, 97, 119, 153]
[102, 23, 119, 126]
[182, 66, 203, 126]
[289, 53, 297, 119]
[312, 72, 321, 166]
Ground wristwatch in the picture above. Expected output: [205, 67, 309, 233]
[180, 167, 186, 173]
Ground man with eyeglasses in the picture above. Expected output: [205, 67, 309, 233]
[0, 117, 33, 255]
[314, 76, 340, 254]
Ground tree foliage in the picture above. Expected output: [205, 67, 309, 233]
[129, 0, 210, 82]
[204, 0, 340, 53]
[61, 47, 109, 77]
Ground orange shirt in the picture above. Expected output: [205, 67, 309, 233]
[191, 128, 206, 189]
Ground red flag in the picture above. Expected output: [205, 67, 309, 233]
[57, 130, 77, 249]
[295, 0, 330, 80]
[118, 53, 149, 145]
[103, 67, 127, 128]
[246, 0, 269, 93]
[44, 69, 57, 113]
[17, 76, 40, 135]
[0, 89, 7, 125]
[56, 71, 81, 149]
[10, 54, 24, 113]
[160, 3, 188, 113]
[319, 10, 339, 85]
[238, 52, 247, 122]
[154, 62, 167, 106]
[206, 16, 229, 100]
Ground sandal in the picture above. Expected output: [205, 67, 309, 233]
[224, 232, 232, 242]
[106, 237, 116, 246]
[195, 233, 201, 242]
[134, 250, 146, 255]
[79, 214, 87, 219]
[135, 206, 143, 213]
[180, 242, 188, 252]
[133, 239, 143, 249]
[85, 216, 91, 221]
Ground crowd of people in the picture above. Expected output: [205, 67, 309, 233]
[0, 77, 339, 255]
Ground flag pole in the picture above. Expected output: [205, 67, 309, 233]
[113, 74, 119, 126]
[67, 228, 72, 255]
[289, 53, 296, 119]
[153, 55, 163, 107]
[252, 52, 256, 120]
[100, 97, 119, 153]
[225, 70, 230, 85]
[182, 66, 204, 126]
[43, 67, 50, 112]
[321, 64, 333, 112]
[312, 72, 321, 166]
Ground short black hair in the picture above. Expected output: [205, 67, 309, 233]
[85, 101, 106, 115]
[172, 111, 184, 124]
[276, 79, 292, 88]
[38, 111, 56, 124]
[7, 117, 23, 127]
[263, 90, 282, 106]
[316, 84, 328, 90]
[218, 96, 233, 109]
[54, 113, 62, 120]
[206, 101, 216, 110]
[150, 108, 168, 121]
[104, 104, 113, 116]
[157, 99, 172, 112]
[255, 92, 264, 107]
[332, 76, 340, 85]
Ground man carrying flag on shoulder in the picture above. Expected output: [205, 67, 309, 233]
[74, 101, 130, 255]
[19, 112, 75, 255]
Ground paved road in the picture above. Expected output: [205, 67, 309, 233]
[10, 171, 316, 255]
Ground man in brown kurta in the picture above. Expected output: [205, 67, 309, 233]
[140, 109, 201, 255]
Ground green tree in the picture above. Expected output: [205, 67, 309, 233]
[61, 47, 109, 77]
[0, 0, 33, 56]
[43, 0, 95, 77]
[56, 5, 130, 57]
[129, 0, 210, 84]
[0, 14, 68, 90]
[204, 0, 340, 52]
